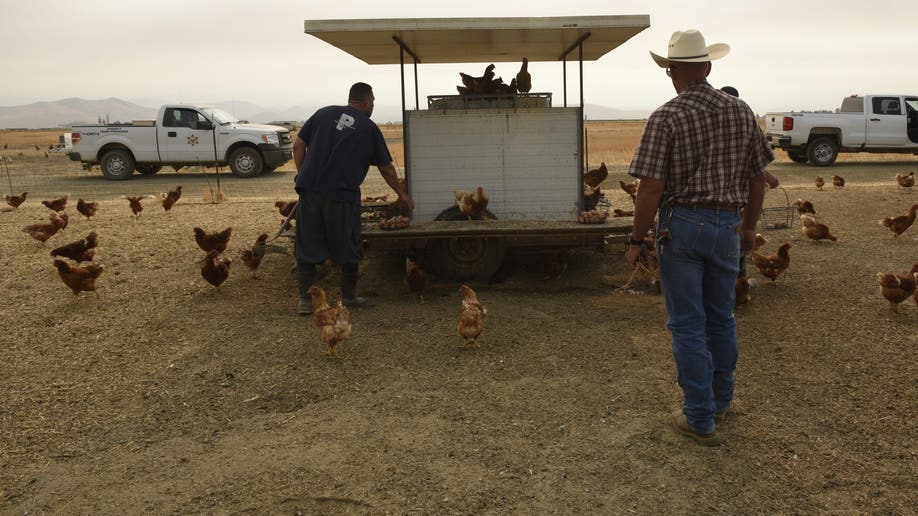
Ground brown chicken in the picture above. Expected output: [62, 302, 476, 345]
[22, 212, 67, 243]
[815, 176, 825, 190]
[735, 276, 752, 307]
[895, 172, 914, 189]
[457, 284, 487, 348]
[619, 179, 639, 203]
[877, 271, 918, 311]
[42, 195, 68, 212]
[76, 198, 99, 220]
[122, 195, 152, 217]
[307, 285, 352, 359]
[793, 198, 816, 215]
[240, 233, 269, 278]
[275, 200, 297, 218]
[800, 214, 837, 241]
[515, 57, 531, 94]
[194, 227, 232, 253]
[880, 204, 918, 239]
[583, 184, 601, 212]
[583, 162, 608, 189]
[750, 242, 792, 282]
[53, 259, 104, 297]
[544, 249, 569, 280]
[161, 185, 182, 211]
[4, 191, 27, 208]
[831, 175, 845, 189]
[200, 249, 231, 291]
[405, 256, 427, 303]
[455, 186, 490, 220]
[50, 231, 98, 262]
[458, 64, 496, 95]
[753, 233, 767, 252]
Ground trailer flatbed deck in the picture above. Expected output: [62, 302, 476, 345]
[362, 218, 633, 252]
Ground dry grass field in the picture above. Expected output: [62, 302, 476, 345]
[1, 123, 916, 514]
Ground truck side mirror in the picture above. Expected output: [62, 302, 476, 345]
[192, 120, 214, 130]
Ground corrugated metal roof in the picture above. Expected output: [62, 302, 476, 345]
[304, 16, 650, 65]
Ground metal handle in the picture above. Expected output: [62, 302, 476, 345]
[168, 131, 177, 137]
[869, 118, 880, 122]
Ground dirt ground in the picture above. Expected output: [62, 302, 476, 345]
[1, 136, 917, 514]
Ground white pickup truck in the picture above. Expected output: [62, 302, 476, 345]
[69, 105, 294, 179]
[764, 94, 918, 166]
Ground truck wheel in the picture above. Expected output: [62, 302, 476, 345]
[136, 164, 162, 175]
[229, 147, 263, 177]
[786, 150, 808, 164]
[806, 137, 838, 167]
[428, 206, 507, 281]
[100, 149, 135, 180]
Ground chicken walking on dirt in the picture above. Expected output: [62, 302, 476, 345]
[23, 212, 67, 243]
[54, 259, 104, 297]
[815, 176, 825, 190]
[457, 285, 487, 348]
[50, 231, 98, 263]
[193, 227, 232, 254]
[240, 233, 269, 278]
[76, 198, 98, 220]
[42, 195, 68, 212]
[161, 185, 182, 212]
[307, 286, 352, 359]
[751, 242, 791, 282]
[5, 191, 27, 208]
[800, 214, 837, 241]
[200, 249, 231, 292]
[879, 204, 918, 239]
[895, 172, 914, 189]
[122, 195, 153, 217]
[877, 268, 918, 311]
[406, 257, 427, 303]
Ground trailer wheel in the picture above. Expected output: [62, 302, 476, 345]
[228, 146, 263, 177]
[100, 149, 135, 180]
[136, 164, 162, 175]
[806, 137, 838, 167]
[786, 150, 808, 164]
[428, 206, 507, 281]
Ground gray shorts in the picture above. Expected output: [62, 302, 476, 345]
[295, 191, 362, 266]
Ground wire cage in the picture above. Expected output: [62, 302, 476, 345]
[759, 186, 796, 230]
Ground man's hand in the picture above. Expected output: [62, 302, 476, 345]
[624, 244, 644, 269]
[399, 193, 416, 212]
[739, 228, 757, 255]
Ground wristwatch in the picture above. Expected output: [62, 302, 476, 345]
[629, 237, 645, 246]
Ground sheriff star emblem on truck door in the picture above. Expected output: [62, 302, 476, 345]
[187, 135, 200, 146]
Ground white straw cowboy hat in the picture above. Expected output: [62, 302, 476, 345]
[650, 29, 730, 68]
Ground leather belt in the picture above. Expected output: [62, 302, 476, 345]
[673, 202, 743, 214]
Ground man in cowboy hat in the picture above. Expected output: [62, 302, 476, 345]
[625, 30, 774, 446]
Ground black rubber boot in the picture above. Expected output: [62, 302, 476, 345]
[340, 262, 367, 307]
[297, 263, 318, 297]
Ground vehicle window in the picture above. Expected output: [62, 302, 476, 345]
[872, 97, 901, 115]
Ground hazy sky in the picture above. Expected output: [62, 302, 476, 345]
[3, 0, 916, 116]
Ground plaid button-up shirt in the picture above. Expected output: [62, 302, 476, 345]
[628, 80, 774, 207]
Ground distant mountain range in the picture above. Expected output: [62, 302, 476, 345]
[0, 97, 650, 129]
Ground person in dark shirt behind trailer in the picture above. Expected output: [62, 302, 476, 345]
[292, 82, 415, 316]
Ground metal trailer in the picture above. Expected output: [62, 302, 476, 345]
[304, 16, 649, 280]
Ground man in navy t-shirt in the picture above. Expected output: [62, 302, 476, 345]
[293, 82, 414, 315]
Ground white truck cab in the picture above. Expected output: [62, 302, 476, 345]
[70, 105, 294, 179]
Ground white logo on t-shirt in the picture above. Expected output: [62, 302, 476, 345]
[335, 113, 355, 131]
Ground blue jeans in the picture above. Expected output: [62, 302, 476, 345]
[656, 205, 741, 434]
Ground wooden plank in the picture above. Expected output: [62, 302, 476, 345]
[362, 218, 632, 240]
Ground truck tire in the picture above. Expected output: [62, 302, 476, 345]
[136, 164, 162, 175]
[786, 150, 808, 164]
[100, 149, 135, 180]
[806, 137, 838, 167]
[228, 147, 263, 177]
[428, 206, 507, 281]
